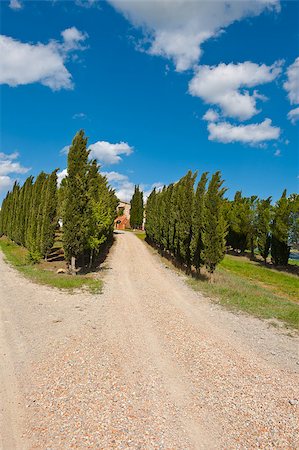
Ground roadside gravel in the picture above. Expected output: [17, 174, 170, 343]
[0, 231, 298, 449]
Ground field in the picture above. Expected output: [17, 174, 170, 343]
[0, 237, 102, 293]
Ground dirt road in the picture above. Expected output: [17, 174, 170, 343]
[0, 231, 298, 449]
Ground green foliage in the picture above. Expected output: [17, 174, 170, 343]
[0, 171, 58, 262]
[190, 172, 208, 271]
[130, 185, 144, 229]
[271, 190, 291, 265]
[86, 159, 118, 266]
[63, 130, 90, 263]
[256, 197, 272, 263]
[0, 129, 117, 273]
[145, 170, 227, 274]
[202, 171, 227, 274]
[63, 131, 118, 269]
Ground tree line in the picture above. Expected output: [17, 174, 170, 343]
[0, 171, 58, 262]
[145, 170, 298, 274]
[0, 130, 118, 273]
[225, 190, 298, 265]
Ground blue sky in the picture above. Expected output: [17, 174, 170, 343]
[1, 0, 298, 202]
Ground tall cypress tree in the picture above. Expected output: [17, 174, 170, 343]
[271, 190, 291, 266]
[190, 172, 208, 272]
[202, 171, 227, 275]
[86, 159, 118, 267]
[39, 169, 58, 259]
[130, 185, 144, 229]
[176, 171, 197, 270]
[256, 197, 272, 264]
[27, 172, 47, 260]
[63, 130, 90, 272]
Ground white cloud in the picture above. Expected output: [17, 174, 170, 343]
[108, 0, 279, 71]
[207, 118, 280, 144]
[274, 149, 281, 157]
[0, 152, 29, 176]
[103, 171, 163, 202]
[61, 27, 88, 51]
[57, 169, 68, 187]
[9, 0, 22, 10]
[0, 152, 30, 193]
[287, 107, 299, 125]
[72, 112, 87, 119]
[60, 145, 70, 155]
[202, 109, 219, 122]
[103, 171, 135, 202]
[284, 57, 299, 105]
[0, 27, 88, 90]
[75, 0, 100, 8]
[0, 176, 13, 193]
[143, 182, 164, 201]
[189, 61, 282, 120]
[89, 141, 133, 165]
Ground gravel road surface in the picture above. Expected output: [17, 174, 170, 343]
[0, 231, 298, 449]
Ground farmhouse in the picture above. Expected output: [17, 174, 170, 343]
[114, 201, 130, 230]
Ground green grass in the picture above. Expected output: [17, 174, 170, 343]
[133, 231, 146, 240]
[134, 231, 146, 241]
[0, 238, 102, 294]
[187, 266, 299, 330]
[219, 255, 299, 301]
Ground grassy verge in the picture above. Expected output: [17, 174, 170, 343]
[133, 231, 146, 241]
[136, 234, 299, 330]
[220, 255, 298, 302]
[0, 237, 102, 293]
[187, 268, 299, 330]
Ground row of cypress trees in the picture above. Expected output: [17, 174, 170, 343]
[0, 130, 118, 272]
[145, 170, 227, 274]
[130, 185, 144, 229]
[225, 190, 298, 265]
[0, 170, 58, 261]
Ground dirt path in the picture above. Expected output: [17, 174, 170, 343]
[0, 231, 298, 449]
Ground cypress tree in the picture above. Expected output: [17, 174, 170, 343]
[39, 169, 58, 259]
[63, 130, 90, 272]
[130, 185, 144, 229]
[289, 194, 299, 250]
[190, 172, 208, 272]
[256, 197, 272, 264]
[271, 190, 291, 266]
[145, 188, 157, 243]
[86, 159, 118, 267]
[27, 172, 47, 260]
[176, 171, 197, 270]
[202, 171, 227, 275]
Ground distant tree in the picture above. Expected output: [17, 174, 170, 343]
[202, 171, 227, 275]
[190, 172, 208, 273]
[130, 185, 144, 229]
[271, 190, 291, 266]
[256, 197, 272, 264]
